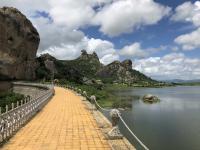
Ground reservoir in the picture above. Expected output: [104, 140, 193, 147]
[104, 86, 200, 150]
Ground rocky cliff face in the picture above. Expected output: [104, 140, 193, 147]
[36, 51, 156, 85]
[97, 59, 155, 84]
[0, 7, 40, 80]
[73, 50, 102, 76]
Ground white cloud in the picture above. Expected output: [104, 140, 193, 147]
[134, 53, 200, 80]
[31, 16, 85, 53]
[86, 38, 116, 58]
[172, 1, 200, 50]
[0, 0, 50, 17]
[174, 28, 200, 50]
[93, 0, 171, 36]
[48, 0, 95, 29]
[100, 53, 119, 65]
[0, 0, 171, 37]
[171, 1, 200, 26]
[39, 36, 119, 64]
[119, 42, 148, 58]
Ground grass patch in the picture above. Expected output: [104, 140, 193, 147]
[0, 92, 24, 113]
[59, 80, 133, 109]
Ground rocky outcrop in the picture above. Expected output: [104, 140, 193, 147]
[96, 59, 153, 84]
[72, 50, 102, 77]
[142, 94, 160, 103]
[0, 7, 40, 80]
[39, 53, 57, 74]
[121, 59, 132, 70]
[79, 50, 99, 61]
[36, 51, 156, 85]
[77, 50, 102, 73]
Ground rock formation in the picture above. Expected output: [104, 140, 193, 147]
[39, 53, 57, 75]
[142, 94, 160, 103]
[121, 59, 132, 70]
[73, 50, 102, 77]
[96, 59, 154, 84]
[36, 50, 156, 85]
[0, 7, 40, 80]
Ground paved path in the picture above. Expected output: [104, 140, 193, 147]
[2, 87, 111, 150]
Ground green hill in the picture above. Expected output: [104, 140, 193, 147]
[36, 50, 160, 86]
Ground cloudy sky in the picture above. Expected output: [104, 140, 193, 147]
[1, 0, 200, 80]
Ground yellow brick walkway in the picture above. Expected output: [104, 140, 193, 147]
[2, 87, 111, 150]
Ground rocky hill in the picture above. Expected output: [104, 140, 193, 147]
[36, 50, 157, 85]
[97, 59, 155, 84]
[0, 7, 40, 80]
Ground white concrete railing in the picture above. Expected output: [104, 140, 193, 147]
[0, 83, 54, 143]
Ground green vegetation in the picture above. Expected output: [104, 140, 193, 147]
[36, 52, 167, 87]
[35, 52, 172, 108]
[59, 80, 133, 108]
[0, 92, 24, 113]
[36, 66, 51, 80]
[62, 55, 101, 79]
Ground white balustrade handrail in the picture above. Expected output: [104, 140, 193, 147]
[0, 83, 54, 144]
[92, 98, 149, 150]
[94, 97, 149, 150]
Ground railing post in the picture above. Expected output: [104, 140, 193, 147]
[90, 95, 97, 111]
[12, 103, 14, 110]
[82, 91, 87, 101]
[6, 105, 8, 113]
[21, 100, 23, 106]
[17, 101, 19, 107]
[25, 97, 27, 104]
[27, 95, 30, 102]
[110, 109, 120, 127]
[107, 109, 123, 139]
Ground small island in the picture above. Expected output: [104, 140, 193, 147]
[142, 94, 160, 103]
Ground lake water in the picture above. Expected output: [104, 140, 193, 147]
[104, 86, 200, 150]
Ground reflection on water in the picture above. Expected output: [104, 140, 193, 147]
[106, 86, 200, 150]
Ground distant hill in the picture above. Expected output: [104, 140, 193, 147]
[36, 50, 159, 86]
[164, 79, 200, 83]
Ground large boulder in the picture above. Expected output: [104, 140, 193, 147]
[142, 94, 160, 103]
[0, 7, 40, 80]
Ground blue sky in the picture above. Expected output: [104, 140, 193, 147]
[0, 0, 200, 80]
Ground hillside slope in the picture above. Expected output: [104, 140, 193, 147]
[36, 50, 158, 86]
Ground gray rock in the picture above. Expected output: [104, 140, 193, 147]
[0, 7, 40, 80]
[142, 94, 160, 103]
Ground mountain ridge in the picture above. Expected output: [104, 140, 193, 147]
[36, 50, 159, 86]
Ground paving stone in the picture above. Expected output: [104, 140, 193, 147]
[2, 87, 111, 150]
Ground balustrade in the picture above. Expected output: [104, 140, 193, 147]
[0, 83, 54, 143]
